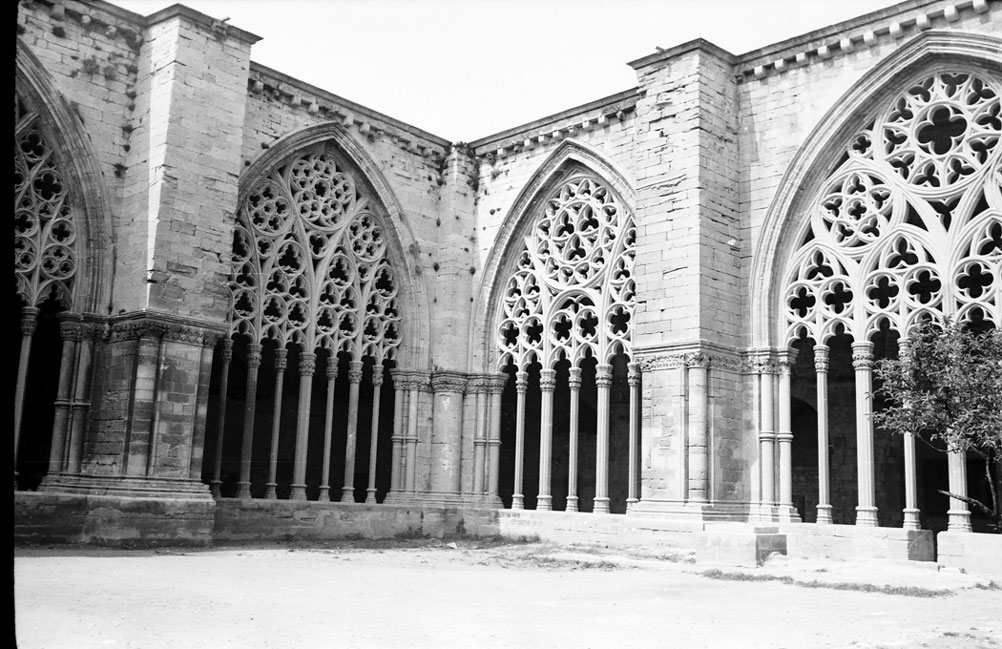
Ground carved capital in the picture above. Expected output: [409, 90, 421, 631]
[813, 344, 830, 373]
[371, 372, 385, 388]
[20, 306, 39, 336]
[627, 362, 641, 386]
[539, 369, 557, 391]
[58, 313, 85, 342]
[567, 366, 582, 389]
[220, 338, 234, 364]
[247, 343, 263, 369]
[431, 371, 468, 394]
[595, 363, 613, 387]
[637, 353, 685, 371]
[852, 343, 874, 371]
[347, 360, 364, 383]
[299, 352, 317, 376]
[326, 363, 339, 381]
[162, 322, 209, 345]
[684, 352, 710, 369]
[515, 370, 529, 393]
[273, 347, 288, 371]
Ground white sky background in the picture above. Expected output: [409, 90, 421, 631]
[113, 0, 896, 141]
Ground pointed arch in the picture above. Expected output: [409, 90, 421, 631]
[470, 139, 636, 371]
[238, 122, 430, 369]
[750, 30, 1002, 348]
[16, 39, 115, 314]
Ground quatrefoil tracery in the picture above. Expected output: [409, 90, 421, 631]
[14, 97, 77, 309]
[785, 71, 1002, 345]
[498, 173, 635, 370]
[230, 148, 401, 362]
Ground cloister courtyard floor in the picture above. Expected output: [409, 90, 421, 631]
[13, 537, 1002, 649]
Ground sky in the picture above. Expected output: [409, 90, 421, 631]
[112, 0, 898, 141]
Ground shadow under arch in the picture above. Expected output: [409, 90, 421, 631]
[469, 139, 636, 372]
[748, 30, 1002, 349]
[238, 122, 431, 370]
[16, 38, 115, 315]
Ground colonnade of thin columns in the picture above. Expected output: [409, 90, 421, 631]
[781, 340, 972, 531]
[216, 341, 391, 501]
[510, 361, 641, 513]
[14, 309, 97, 486]
[469, 374, 506, 499]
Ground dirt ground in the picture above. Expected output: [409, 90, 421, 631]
[13, 538, 1002, 649]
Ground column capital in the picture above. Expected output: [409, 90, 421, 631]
[274, 346, 288, 370]
[58, 312, 85, 341]
[777, 347, 798, 372]
[371, 371, 385, 388]
[299, 351, 317, 376]
[539, 368, 557, 391]
[851, 341, 874, 370]
[627, 361, 641, 384]
[515, 370, 529, 392]
[595, 363, 613, 387]
[813, 343, 830, 373]
[567, 366, 582, 389]
[347, 359, 364, 383]
[246, 342, 263, 368]
[220, 337, 234, 363]
[431, 370, 468, 394]
[684, 352, 710, 369]
[20, 306, 40, 335]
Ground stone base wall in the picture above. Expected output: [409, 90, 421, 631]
[780, 523, 935, 562]
[937, 531, 1002, 576]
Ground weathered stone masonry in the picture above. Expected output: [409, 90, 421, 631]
[13, 0, 1002, 555]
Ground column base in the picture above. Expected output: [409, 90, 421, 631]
[902, 507, 921, 530]
[947, 509, 972, 532]
[318, 486, 331, 501]
[264, 483, 278, 499]
[816, 504, 833, 525]
[593, 497, 610, 514]
[566, 496, 578, 512]
[536, 495, 552, 511]
[340, 486, 355, 503]
[236, 481, 252, 499]
[855, 506, 878, 527]
[365, 488, 378, 504]
[626, 498, 639, 512]
[288, 484, 307, 501]
[511, 494, 524, 510]
[210, 480, 222, 497]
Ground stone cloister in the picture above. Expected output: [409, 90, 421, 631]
[13, 0, 1002, 565]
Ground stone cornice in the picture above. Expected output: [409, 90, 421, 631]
[430, 370, 468, 394]
[108, 311, 226, 345]
[635, 341, 742, 372]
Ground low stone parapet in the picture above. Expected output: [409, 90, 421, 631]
[780, 523, 935, 562]
[937, 532, 1002, 576]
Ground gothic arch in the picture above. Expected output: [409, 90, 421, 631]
[16, 39, 115, 314]
[239, 122, 430, 369]
[750, 31, 1002, 348]
[471, 139, 636, 371]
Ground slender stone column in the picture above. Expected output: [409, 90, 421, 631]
[486, 376, 505, 498]
[898, 338, 920, 529]
[388, 371, 405, 494]
[686, 354, 709, 503]
[512, 370, 529, 510]
[319, 358, 339, 501]
[627, 362, 641, 510]
[471, 380, 487, 495]
[947, 446, 972, 532]
[536, 369, 557, 511]
[236, 343, 262, 499]
[340, 360, 365, 502]
[289, 351, 316, 501]
[14, 306, 39, 471]
[265, 347, 288, 499]
[67, 324, 97, 473]
[365, 370, 384, 504]
[852, 341, 878, 526]
[210, 339, 233, 497]
[594, 363, 613, 514]
[759, 358, 776, 507]
[566, 367, 582, 512]
[777, 349, 796, 510]
[48, 315, 83, 475]
[814, 344, 833, 524]
[404, 377, 420, 493]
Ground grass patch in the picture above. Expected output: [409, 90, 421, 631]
[700, 569, 952, 598]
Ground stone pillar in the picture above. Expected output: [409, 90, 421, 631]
[404, 376, 420, 494]
[512, 370, 529, 510]
[536, 368, 557, 511]
[470, 379, 488, 495]
[566, 366, 582, 512]
[340, 360, 364, 502]
[319, 357, 339, 501]
[430, 371, 467, 498]
[852, 341, 878, 527]
[187, 332, 218, 480]
[594, 363, 613, 514]
[67, 323, 99, 474]
[947, 448, 972, 532]
[777, 348, 796, 511]
[898, 338, 920, 529]
[759, 357, 776, 507]
[365, 370, 385, 504]
[265, 347, 288, 500]
[48, 315, 82, 475]
[814, 344, 833, 524]
[290, 351, 316, 501]
[685, 353, 709, 503]
[14, 306, 39, 472]
[210, 339, 233, 497]
[388, 370, 405, 495]
[237, 343, 262, 499]
[486, 375, 505, 499]
[627, 362, 641, 509]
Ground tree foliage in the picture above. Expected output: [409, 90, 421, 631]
[872, 319, 1002, 532]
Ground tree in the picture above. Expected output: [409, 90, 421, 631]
[872, 318, 1002, 532]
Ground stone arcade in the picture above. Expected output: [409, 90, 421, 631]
[13, 0, 1002, 570]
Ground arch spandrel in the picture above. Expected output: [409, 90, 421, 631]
[753, 31, 1002, 348]
[236, 123, 429, 369]
[470, 140, 636, 372]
